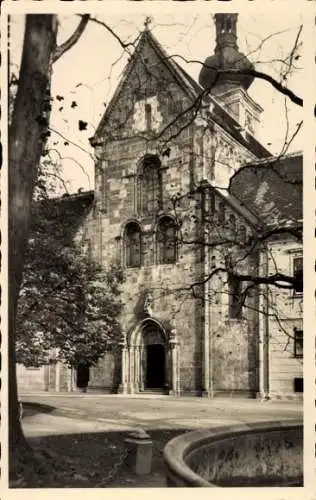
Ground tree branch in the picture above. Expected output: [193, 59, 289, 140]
[170, 53, 303, 108]
[251, 225, 302, 244]
[53, 14, 90, 63]
[85, 15, 139, 51]
[232, 67, 302, 107]
[232, 271, 297, 289]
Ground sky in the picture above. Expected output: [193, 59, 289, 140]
[10, 7, 303, 194]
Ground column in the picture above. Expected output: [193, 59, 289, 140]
[128, 345, 135, 394]
[44, 364, 49, 391]
[134, 346, 141, 392]
[65, 366, 73, 393]
[139, 346, 145, 391]
[169, 327, 180, 396]
[55, 361, 61, 392]
[118, 346, 129, 394]
[118, 331, 129, 394]
[171, 345, 177, 395]
[175, 344, 180, 396]
[258, 251, 270, 400]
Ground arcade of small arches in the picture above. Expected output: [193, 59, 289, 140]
[117, 153, 179, 268]
[123, 216, 178, 268]
[119, 318, 180, 395]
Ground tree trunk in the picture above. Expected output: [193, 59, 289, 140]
[9, 14, 57, 479]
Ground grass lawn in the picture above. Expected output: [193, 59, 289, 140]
[14, 428, 190, 488]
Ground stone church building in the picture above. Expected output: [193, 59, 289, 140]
[18, 14, 303, 399]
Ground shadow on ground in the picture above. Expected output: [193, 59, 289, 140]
[11, 429, 190, 488]
[22, 402, 56, 419]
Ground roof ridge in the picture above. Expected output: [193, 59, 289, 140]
[91, 28, 270, 159]
[91, 30, 150, 144]
[213, 185, 261, 227]
[92, 29, 202, 144]
[144, 30, 199, 99]
[44, 190, 94, 202]
[245, 150, 302, 165]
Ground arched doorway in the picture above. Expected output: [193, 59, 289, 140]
[119, 318, 180, 395]
[142, 322, 166, 391]
[76, 363, 90, 392]
[146, 344, 165, 389]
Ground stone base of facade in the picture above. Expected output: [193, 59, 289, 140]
[213, 389, 257, 398]
[117, 383, 128, 394]
[268, 393, 303, 401]
[256, 392, 303, 402]
[201, 390, 214, 398]
[178, 390, 203, 397]
[86, 385, 115, 394]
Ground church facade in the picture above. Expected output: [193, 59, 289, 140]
[17, 14, 303, 399]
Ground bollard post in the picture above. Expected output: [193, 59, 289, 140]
[124, 429, 152, 475]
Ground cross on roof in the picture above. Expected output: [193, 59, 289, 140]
[144, 16, 152, 31]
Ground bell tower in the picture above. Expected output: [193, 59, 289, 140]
[214, 13, 238, 52]
[199, 14, 262, 136]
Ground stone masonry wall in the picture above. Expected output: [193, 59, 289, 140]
[82, 36, 263, 396]
[208, 198, 260, 396]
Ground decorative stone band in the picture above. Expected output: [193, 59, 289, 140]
[163, 419, 303, 487]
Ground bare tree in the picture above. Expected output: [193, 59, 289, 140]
[9, 13, 89, 482]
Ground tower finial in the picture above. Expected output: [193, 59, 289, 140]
[199, 12, 254, 92]
[214, 13, 238, 52]
[144, 16, 152, 31]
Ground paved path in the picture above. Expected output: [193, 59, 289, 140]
[21, 392, 302, 438]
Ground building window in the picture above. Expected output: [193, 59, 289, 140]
[157, 217, 177, 264]
[226, 18, 232, 32]
[294, 329, 303, 358]
[293, 256, 303, 294]
[228, 274, 242, 319]
[229, 213, 237, 234]
[168, 97, 182, 115]
[239, 225, 247, 244]
[124, 222, 142, 268]
[245, 111, 255, 135]
[141, 157, 162, 214]
[145, 103, 152, 131]
[218, 201, 226, 224]
[294, 377, 303, 393]
[82, 239, 92, 261]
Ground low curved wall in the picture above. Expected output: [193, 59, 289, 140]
[163, 419, 303, 487]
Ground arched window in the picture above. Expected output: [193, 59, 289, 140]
[124, 222, 142, 268]
[226, 18, 232, 32]
[228, 274, 242, 319]
[145, 103, 152, 131]
[293, 256, 303, 294]
[229, 213, 237, 234]
[141, 157, 162, 214]
[239, 225, 247, 244]
[218, 201, 226, 224]
[83, 239, 92, 261]
[157, 217, 177, 264]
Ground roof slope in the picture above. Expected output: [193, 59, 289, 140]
[91, 29, 270, 159]
[91, 29, 198, 145]
[32, 191, 94, 242]
[214, 186, 260, 228]
[229, 151, 302, 228]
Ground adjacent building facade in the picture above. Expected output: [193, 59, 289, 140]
[17, 14, 303, 399]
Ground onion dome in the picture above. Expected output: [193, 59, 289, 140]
[199, 14, 254, 92]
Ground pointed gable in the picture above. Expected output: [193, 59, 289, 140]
[91, 30, 199, 145]
[90, 28, 269, 160]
